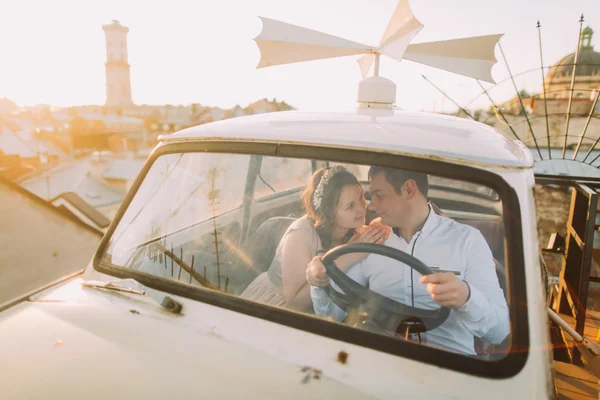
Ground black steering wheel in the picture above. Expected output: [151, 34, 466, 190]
[321, 243, 450, 336]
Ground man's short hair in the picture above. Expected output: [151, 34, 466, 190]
[368, 166, 429, 197]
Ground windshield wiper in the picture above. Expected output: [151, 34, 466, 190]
[81, 278, 183, 314]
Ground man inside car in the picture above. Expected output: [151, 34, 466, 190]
[306, 166, 509, 356]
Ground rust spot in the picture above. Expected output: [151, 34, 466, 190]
[337, 351, 348, 364]
[301, 373, 311, 384]
[54, 340, 63, 349]
[299, 366, 322, 383]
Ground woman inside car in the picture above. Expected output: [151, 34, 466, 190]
[241, 165, 390, 312]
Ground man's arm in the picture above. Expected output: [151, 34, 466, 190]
[308, 258, 368, 321]
[454, 230, 510, 344]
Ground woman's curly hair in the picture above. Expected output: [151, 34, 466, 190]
[302, 167, 362, 249]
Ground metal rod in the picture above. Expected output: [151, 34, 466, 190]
[464, 71, 600, 110]
[590, 149, 600, 166]
[537, 20, 552, 159]
[153, 243, 219, 290]
[170, 244, 174, 277]
[422, 75, 476, 120]
[562, 14, 585, 158]
[475, 80, 521, 140]
[578, 91, 600, 162]
[589, 146, 600, 166]
[177, 248, 183, 280]
[547, 307, 584, 342]
[208, 167, 222, 289]
[499, 43, 542, 159]
[189, 255, 195, 284]
[374, 53, 380, 77]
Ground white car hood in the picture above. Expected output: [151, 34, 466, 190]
[0, 280, 367, 399]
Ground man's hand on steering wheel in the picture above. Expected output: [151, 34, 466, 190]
[420, 273, 470, 308]
[309, 250, 470, 309]
[311, 243, 451, 334]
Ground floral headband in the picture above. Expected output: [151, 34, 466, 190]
[312, 165, 346, 210]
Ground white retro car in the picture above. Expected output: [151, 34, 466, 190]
[0, 97, 553, 398]
[3, 3, 595, 399]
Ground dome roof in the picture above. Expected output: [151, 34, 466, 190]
[547, 49, 600, 80]
[547, 26, 600, 81]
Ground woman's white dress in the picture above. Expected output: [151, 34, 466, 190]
[240, 215, 323, 309]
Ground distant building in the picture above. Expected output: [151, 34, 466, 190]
[5, 22, 297, 158]
[103, 20, 133, 109]
[0, 98, 17, 115]
[481, 27, 600, 154]
[66, 112, 145, 153]
[182, 98, 294, 130]
[189, 107, 225, 126]
[504, 26, 600, 116]
[244, 98, 294, 115]
[0, 117, 65, 179]
[545, 26, 600, 100]
[0, 152, 35, 180]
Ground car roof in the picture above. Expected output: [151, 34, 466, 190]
[161, 109, 533, 168]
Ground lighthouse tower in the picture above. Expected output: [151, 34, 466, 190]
[102, 20, 133, 108]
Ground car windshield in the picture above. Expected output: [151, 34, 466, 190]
[102, 150, 513, 362]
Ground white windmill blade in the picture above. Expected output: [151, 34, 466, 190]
[402, 34, 504, 83]
[357, 54, 376, 79]
[378, 0, 423, 49]
[254, 3, 503, 84]
[254, 17, 373, 68]
[357, 0, 423, 78]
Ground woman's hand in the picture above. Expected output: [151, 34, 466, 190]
[324, 220, 393, 274]
[367, 217, 392, 241]
[349, 220, 389, 246]
[333, 223, 389, 270]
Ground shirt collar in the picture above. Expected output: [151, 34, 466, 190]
[390, 204, 440, 243]
[418, 203, 440, 240]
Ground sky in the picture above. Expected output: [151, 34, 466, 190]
[0, 0, 599, 113]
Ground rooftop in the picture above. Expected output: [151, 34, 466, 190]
[101, 158, 145, 181]
[18, 158, 125, 207]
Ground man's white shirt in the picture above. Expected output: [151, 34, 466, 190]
[310, 209, 510, 355]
